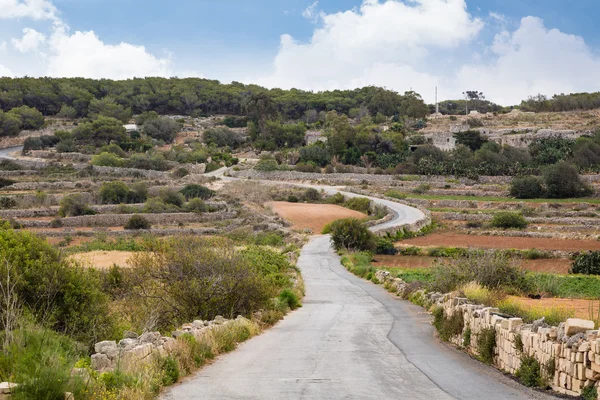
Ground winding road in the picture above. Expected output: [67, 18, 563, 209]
[163, 173, 554, 400]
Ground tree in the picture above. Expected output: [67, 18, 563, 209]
[510, 176, 545, 199]
[571, 251, 600, 275]
[124, 215, 151, 230]
[299, 144, 331, 167]
[73, 116, 127, 146]
[58, 194, 95, 217]
[529, 136, 574, 165]
[328, 218, 376, 252]
[203, 127, 243, 148]
[88, 97, 132, 123]
[0, 110, 22, 137]
[454, 130, 488, 151]
[56, 104, 77, 119]
[399, 91, 430, 119]
[8, 106, 44, 130]
[243, 92, 278, 134]
[99, 181, 131, 204]
[142, 117, 181, 143]
[542, 162, 592, 198]
[180, 184, 215, 200]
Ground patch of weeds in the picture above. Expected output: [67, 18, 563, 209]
[515, 355, 542, 387]
[514, 333, 523, 353]
[463, 326, 471, 348]
[477, 327, 496, 363]
[161, 357, 179, 386]
[279, 289, 300, 310]
[582, 386, 598, 400]
[432, 306, 464, 342]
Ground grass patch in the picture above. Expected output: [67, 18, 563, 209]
[477, 327, 496, 364]
[497, 298, 575, 326]
[515, 356, 543, 387]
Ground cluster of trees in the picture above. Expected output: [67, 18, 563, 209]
[0, 77, 429, 121]
[0, 105, 45, 136]
[520, 92, 600, 113]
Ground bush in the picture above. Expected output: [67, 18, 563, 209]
[329, 218, 376, 252]
[303, 188, 321, 202]
[477, 327, 496, 363]
[161, 357, 180, 386]
[583, 386, 598, 400]
[279, 289, 300, 310]
[143, 117, 181, 143]
[490, 212, 528, 229]
[99, 181, 130, 204]
[344, 197, 371, 213]
[287, 195, 299, 203]
[124, 215, 151, 230]
[184, 198, 207, 213]
[432, 306, 464, 342]
[375, 237, 397, 255]
[159, 188, 185, 207]
[510, 176, 545, 199]
[543, 162, 592, 198]
[9, 106, 44, 130]
[255, 157, 280, 172]
[325, 192, 345, 205]
[0, 110, 22, 137]
[58, 194, 95, 217]
[180, 184, 215, 200]
[91, 152, 124, 167]
[0, 197, 16, 209]
[515, 356, 542, 387]
[571, 251, 600, 275]
[0, 177, 14, 189]
[385, 190, 407, 200]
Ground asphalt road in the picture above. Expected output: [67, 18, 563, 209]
[163, 178, 554, 399]
[0, 146, 22, 159]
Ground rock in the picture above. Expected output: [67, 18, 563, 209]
[213, 315, 226, 325]
[0, 382, 17, 394]
[566, 333, 586, 349]
[94, 340, 117, 355]
[65, 392, 75, 400]
[172, 330, 186, 339]
[192, 320, 204, 328]
[139, 331, 161, 345]
[123, 330, 138, 339]
[119, 338, 138, 350]
[91, 353, 112, 371]
[565, 319, 595, 336]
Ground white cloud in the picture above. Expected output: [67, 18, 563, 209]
[46, 25, 171, 79]
[0, 0, 57, 20]
[11, 27, 46, 52]
[0, 41, 7, 51]
[260, 0, 483, 98]
[0, 64, 12, 76]
[488, 11, 506, 23]
[455, 16, 600, 104]
[302, 1, 320, 22]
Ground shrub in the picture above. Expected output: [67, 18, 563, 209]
[124, 215, 151, 230]
[328, 218, 376, 252]
[0, 110, 22, 137]
[295, 162, 320, 173]
[375, 237, 397, 255]
[99, 181, 130, 204]
[583, 386, 598, 400]
[463, 326, 471, 348]
[325, 192, 345, 205]
[543, 162, 592, 198]
[184, 198, 207, 213]
[279, 289, 300, 310]
[255, 157, 280, 172]
[180, 184, 215, 200]
[477, 327, 496, 363]
[515, 356, 542, 387]
[159, 188, 185, 207]
[287, 195, 299, 203]
[58, 194, 95, 217]
[172, 167, 189, 178]
[490, 212, 528, 229]
[510, 176, 545, 199]
[432, 306, 464, 342]
[0, 197, 16, 209]
[143, 117, 181, 143]
[344, 197, 371, 213]
[49, 218, 63, 228]
[412, 184, 431, 195]
[0, 177, 14, 188]
[161, 357, 180, 386]
[8, 105, 44, 130]
[303, 188, 321, 203]
[385, 190, 407, 200]
[571, 251, 600, 275]
[91, 152, 124, 167]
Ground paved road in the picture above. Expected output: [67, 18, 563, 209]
[163, 178, 554, 399]
[0, 146, 22, 159]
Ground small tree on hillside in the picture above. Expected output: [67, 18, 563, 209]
[510, 176, 545, 199]
[143, 117, 181, 143]
[329, 218, 376, 252]
[542, 162, 592, 198]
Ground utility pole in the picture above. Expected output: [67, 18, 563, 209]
[435, 87, 439, 114]
[462, 91, 468, 115]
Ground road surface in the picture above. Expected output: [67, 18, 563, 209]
[163, 175, 553, 400]
[0, 146, 22, 159]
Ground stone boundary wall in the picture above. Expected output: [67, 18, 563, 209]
[36, 227, 219, 238]
[440, 212, 600, 227]
[17, 211, 236, 228]
[373, 271, 600, 398]
[90, 315, 249, 373]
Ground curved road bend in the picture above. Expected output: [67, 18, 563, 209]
[163, 176, 554, 400]
[0, 146, 22, 159]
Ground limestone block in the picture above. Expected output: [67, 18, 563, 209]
[565, 319, 595, 336]
[0, 383, 17, 395]
[139, 331, 162, 345]
[94, 340, 117, 355]
[91, 353, 112, 371]
[65, 392, 74, 400]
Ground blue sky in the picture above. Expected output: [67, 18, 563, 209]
[2, 0, 600, 104]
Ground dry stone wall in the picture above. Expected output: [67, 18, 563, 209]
[373, 271, 600, 399]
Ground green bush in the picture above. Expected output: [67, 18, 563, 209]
[287, 195, 299, 203]
[303, 188, 321, 203]
[99, 181, 130, 204]
[432, 307, 464, 342]
[375, 237, 397, 255]
[328, 218, 376, 252]
[583, 386, 598, 400]
[161, 357, 180, 385]
[463, 326, 471, 348]
[543, 162, 592, 198]
[477, 327, 496, 363]
[510, 176, 545, 199]
[91, 152, 124, 167]
[124, 215, 151, 230]
[180, 184, 215, 200]
[58, 194, 96, 217]
[184, 198, 207, 213]
[385, 190, 407, 200]
[143, 117, 181, 143]
[571, 251, 600, 275]
[490, 212, 528, 229]
[325, 192, 345, 205]
[344, 197, 371, 213]
[159, 188, 185, 207]
[255, 157, 280, 171]
[515, 356, 542, 387]
[0, 178, 14, 189]
[279, 289, 300, 310]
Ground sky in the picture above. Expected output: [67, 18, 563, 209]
[1, 0, 600, 105]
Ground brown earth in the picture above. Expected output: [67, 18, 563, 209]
[68, 251, 136, 269]
[400, 232, 600, 252]
[266, 201, 368, 233]
[372, 255, 572, 274]
[510, 297, 600, 321]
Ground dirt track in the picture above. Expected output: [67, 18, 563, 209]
[68, 251, 135, 269]
[400, 232, 600, 252]
[266, 201, 367, 233]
